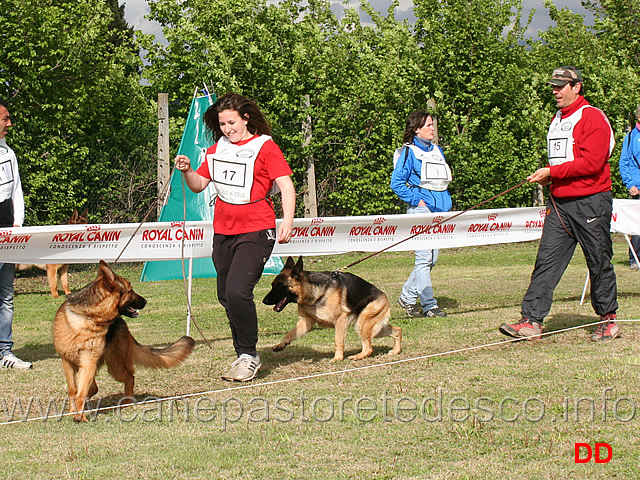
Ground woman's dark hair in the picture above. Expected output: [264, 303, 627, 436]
[203, 93, 271, 142]
[403, 111, 435, 144]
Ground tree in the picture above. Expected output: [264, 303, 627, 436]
[0, 0, 155, 225]
[412, 0, 546, 209]
[528, 0, 640, 198]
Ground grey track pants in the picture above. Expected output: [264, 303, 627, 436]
[521, 191, 618, 323]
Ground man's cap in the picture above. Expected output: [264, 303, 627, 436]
[548, 66, 583, 86]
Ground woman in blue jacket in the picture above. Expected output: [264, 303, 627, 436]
[619, 104, 640, 269]
[390, 111, 452, 318]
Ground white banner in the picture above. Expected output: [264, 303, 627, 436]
[1, 200, 639, 264]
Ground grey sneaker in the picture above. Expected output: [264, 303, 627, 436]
[425, 307, 447, 318]
[397, 297, 423, 318]
[1, 352, 33, 370]
[222, 353, 261, 382]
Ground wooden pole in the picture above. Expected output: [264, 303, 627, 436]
[427, 98, 438, 145]
[302, 95, 318, 218]
[157, 93, 170, 217]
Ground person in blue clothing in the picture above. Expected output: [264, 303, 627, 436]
[391, 111, 452, 318]
[619, 104, 640, 270]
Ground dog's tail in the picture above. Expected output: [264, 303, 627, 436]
[133, 336, 196, 369]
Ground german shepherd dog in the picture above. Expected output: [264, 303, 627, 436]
[17, 208, 89, 298]
[53, 260, 195, 422]
[263, 256, 402, 362]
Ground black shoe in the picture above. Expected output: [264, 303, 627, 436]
[425, 307, 447, 318]
[397, 297, 423, 318]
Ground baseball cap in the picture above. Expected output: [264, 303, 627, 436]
[548, 66, 583, 86]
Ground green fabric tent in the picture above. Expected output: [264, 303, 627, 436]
[140, 93, 283, 282]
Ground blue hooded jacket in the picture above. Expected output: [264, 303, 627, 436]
[390, 138, 452, 212]
[619, 124, 640, 190]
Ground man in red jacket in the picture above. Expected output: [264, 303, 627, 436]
[499, 66, 619, 342]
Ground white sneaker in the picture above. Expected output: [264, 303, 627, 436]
[1, 352, 33, 369]
[221, 353, 261, 382]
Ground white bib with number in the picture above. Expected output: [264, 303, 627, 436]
[207, 135, 272, 204]
[0, 140, 16, 203]
[547, 105, 614, 166]
[406, 145, 451, 191]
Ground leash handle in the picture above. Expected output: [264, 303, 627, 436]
[340, 179, 529, 271]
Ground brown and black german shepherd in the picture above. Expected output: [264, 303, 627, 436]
[263, 256, 402, 362]
[53, 260, 195, 422]
[17, 208, 89, 298]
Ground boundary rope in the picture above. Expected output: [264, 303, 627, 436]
[2, 318, 637, 426]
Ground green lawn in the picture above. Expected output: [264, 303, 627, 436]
[3, 237, 640, 479]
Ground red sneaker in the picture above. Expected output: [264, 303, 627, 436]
[591, 314, 620, 342]
[499, 318, 542, 340]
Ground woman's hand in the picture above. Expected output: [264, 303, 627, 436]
[174, 155, 192, 172]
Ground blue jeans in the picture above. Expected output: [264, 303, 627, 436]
[0, 263, 15, 355]
[399, 205, 439, 311]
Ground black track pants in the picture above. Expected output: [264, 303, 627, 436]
[212, 229, 276, 356]
[521, 191, 618, 323]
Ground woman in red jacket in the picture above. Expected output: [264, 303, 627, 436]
[175, 93, 296, 381]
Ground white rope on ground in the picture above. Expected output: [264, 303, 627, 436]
[2, 318, 637, 426]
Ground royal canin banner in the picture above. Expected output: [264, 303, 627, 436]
[1, 200, 639, 264]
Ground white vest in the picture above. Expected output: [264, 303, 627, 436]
[393, 144, 452, 191]
[207, 135, 274, 204]
[547, 105, 614, 166]
[0, 139, 17, 204]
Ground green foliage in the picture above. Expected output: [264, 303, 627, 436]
[0, 0, 156, 225]
[3, 0, 640, 221]
[413, 0, 547, 209]
[527, 0, 640, 200]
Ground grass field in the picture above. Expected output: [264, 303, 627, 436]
[3, 236, 640, 479]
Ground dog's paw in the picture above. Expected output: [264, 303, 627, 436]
[347, 354, 367, 361]
[272, 344, 286, 352]
[330, 356, 344, 363]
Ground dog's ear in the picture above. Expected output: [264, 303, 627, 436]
[284, 256, 295, 269]
[80, 208, 89, 222]
[97, 260, 116, 286]
[70, 209, 79, 223]
[292, 256, 304, 276]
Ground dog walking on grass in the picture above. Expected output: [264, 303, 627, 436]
[53, 260, 195, 422]
[263, 256, 402, 362]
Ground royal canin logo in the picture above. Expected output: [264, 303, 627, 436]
[487, 213, 498, 221]
[373, 217, 386, 225]
[433, 216, 445, 224]
[310, 218, 324, 226]
[86, 225, 101, 231]
[171, 221, 184, 228]
[0, 230, 11, 236]
[540, 209, 547, 218]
